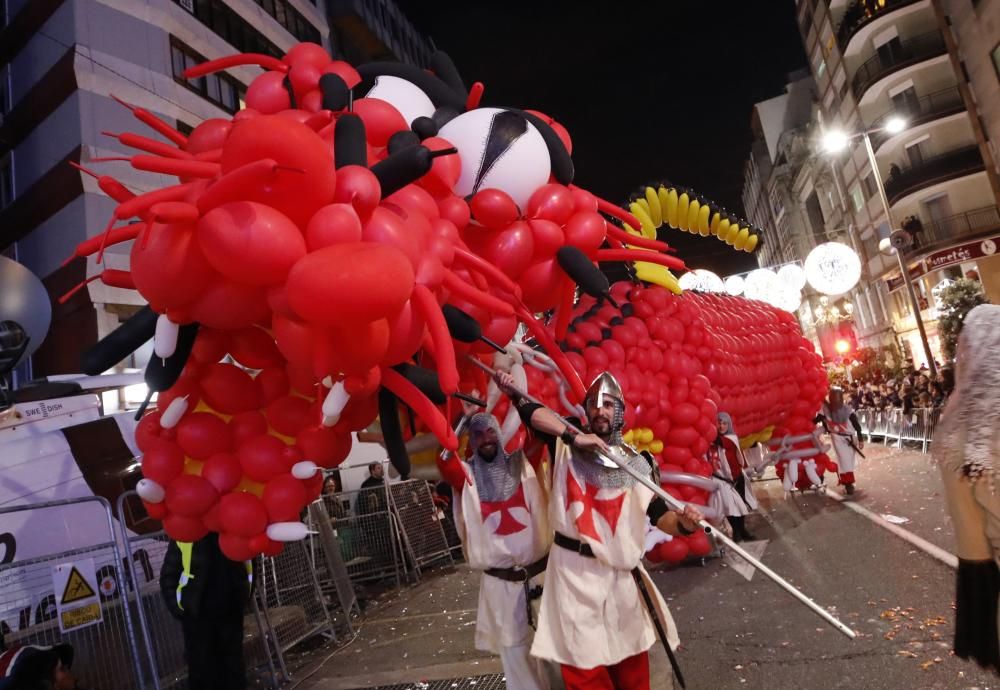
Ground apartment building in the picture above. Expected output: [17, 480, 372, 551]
[795, 0, 1000, 367]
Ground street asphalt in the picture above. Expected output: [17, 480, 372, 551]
[297, 445, 997, 689]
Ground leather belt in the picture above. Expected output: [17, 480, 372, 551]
[484, 554, 548, 582]
[554, 531, 595, 558]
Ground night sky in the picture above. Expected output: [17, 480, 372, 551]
[396, 1, 807, 276]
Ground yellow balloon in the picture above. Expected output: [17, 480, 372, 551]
[698, 204, 711, 236]
[710, 212, 721, 236]
[641, 428, 654, 444]
[676, 193, 690, 231]
[623, 429, 635, 443]
[744, 234, 759, 252]
[645, 187, 662, 226]
[686, 200, 701, 235]
[237, 477, 265, 496]
[726, 225, 740, 246]
[649, 440, 664, 454]
[183, 458, 204, 476]
[629, 202, 656, 239]
[733, 227, 750, 250]
[634, 262, 682, 294]
[717, 218, 731, 242]
[663, 188, 679, 228]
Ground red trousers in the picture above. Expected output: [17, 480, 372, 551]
[839, 471, 856, 485]
[560, 651, 649, 690]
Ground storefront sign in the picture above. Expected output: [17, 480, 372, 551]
[924, 235, 1000, 271]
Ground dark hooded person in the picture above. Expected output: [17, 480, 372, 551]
[437, 411, 554, 690]
[815, 387, 864, 494]
[496, 371, 700, 690]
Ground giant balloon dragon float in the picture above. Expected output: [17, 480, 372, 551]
[67, 43, 830, 563]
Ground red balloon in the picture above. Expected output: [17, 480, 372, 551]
[190, 328, 230, 365]
[238, 434, 289, 483]
[185, 119, 232, 155]
[352, 97, 407, 147]
[219, 492, 269, 537]
[141, 443, 185, 485]
[526, 184, 575, 224]
[305, 203, 363, 251]
[438, 195, 471, 231]
[136, 411, 165, 453]
[228, 410, 268, 447]
[202, 453, 243, 494]
[471, 188, 520, 229]
[257, 368, 291, 406]
[483, 221, 534, 279]
[528, 219, 565, 260]
[668, 402, 700, 426]
[219, 532, 255, 561]
[166, 474, 219, 517]
[176, 412, 234, 460]
[518, 260, 562, 313]
[655, 538, 690, 563]
[286, 242, 414, 326]
[245, 71, 291, 113]
[266, 395, 313, 437]
[130, 222, 214, 313]
[143, 500, 167, 521]
[263, 474, 309, 522]
[190, 279, 269, 331]
[296, 426, 352, 468]
[563, 212, 607, 257]
[687, 530, 712, 557]
[332, 165, 381, 221]
[163, 514, 209, 543]
[197, 202, 306, 286]
[667, 427, 700, 448]
[418, 136, 462, 197]
[228, 328, 282, 371]
[200, 363, 262, 414]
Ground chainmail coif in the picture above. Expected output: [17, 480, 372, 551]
[468, 413, 521, 503]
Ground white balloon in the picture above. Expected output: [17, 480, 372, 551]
[159, 396, 189, 429]
[804, 242, 862, 296]
[361, 75, 435, 127]
[321, 382, 350, 427]
[743, 269, 779, 302]
[291, 461, 320, 480]
[136, 478, 165, 503]
[154, 314, 179, 359]
[439, 108, 551, 211]
[266, 522, 316, 542]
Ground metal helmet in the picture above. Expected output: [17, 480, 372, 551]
[584, 372, 625, 411]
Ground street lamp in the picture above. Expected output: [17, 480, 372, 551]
[820, 120, 938, 378]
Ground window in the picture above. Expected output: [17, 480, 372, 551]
[861, 171, 877, 200]
[812, 46, 827, 81]
[170, 37, 246, 114]
[0, 153, 13, 210]
[889, 83, 919, 117]
[905, 137, 931, 167]
[850, 184, 865, 212]
[176, 120, 195, 137]
[173, 1, 284, 57]
[251, 0, 322, 44]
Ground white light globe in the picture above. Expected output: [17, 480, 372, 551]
[680, 269, 726, 293]
[743, 268, 779, 302]
[724, 275, 745, 296]
[777, 264, 807, 291]
[772, 285, 803, 313]
[822, 130, 849, 154]
[804, 242, 862, 296]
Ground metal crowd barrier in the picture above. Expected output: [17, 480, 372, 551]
[856, 407, 942, 453]
[387, 479, 456, 579]
[114, 491, 280, 690]
[0, 496, 146, 689]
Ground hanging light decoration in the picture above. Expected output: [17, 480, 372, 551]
[679, 269, 725, 293]
[743, 268, 779, 302]
[777, 264, 807, 291]
[804, 242, 861, 296]
[724, 275, 745, 296]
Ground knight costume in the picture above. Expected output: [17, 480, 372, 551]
[437, 413, 553, 690]
[513, 373, 682, 690]
[815, 388, 863, 494]
[708, 412, 759, 541]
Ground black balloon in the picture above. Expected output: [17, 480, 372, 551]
[410, 116, 439, 141]
[504, 108, 574, 185]
[370, 145, 457, 198]
[334, 113, 367, 169]
[81, 306, 157, 376]
[393, 363, 447, 405]
[378, 387, 411, 478]
[441, 304, 480, 343]
[429, 50, 467, 98]
[557, 246, 609, 299]
[387, 130, 421, 155]
[319, 73, 350, 112]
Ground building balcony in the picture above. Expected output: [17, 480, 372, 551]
[869, 86, 965, 151]
[836, 0, 927, 53]
[884, 145, 984, 205]
[851, 30, 946, 101]
[902, 205, 1000, 257]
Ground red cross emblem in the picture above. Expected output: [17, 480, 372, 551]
[565, 470, 625, 543]
[480, 483, 529, 536]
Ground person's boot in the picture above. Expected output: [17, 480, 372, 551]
[729, 517, 746, 542]
[739, 524, 756, 541]
[845, 483, 855, 496]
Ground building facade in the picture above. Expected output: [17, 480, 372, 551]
[795, 0, 1000, 368]
[0, 0, 430, 382]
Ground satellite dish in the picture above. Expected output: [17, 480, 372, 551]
[0, 256, 51, 370]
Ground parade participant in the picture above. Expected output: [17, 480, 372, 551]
[437, 408, 554, 690]
[814, 388, 864, 495]
[498, 371, 701, 690]
[933, 305, 1000, 673]
[708, 412, 759, 542]
[0, 643, 83, 690]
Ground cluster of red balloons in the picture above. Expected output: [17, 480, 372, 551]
[133, 327, 366, 559]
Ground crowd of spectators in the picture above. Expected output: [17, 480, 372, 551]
[844, 365, 955, 414]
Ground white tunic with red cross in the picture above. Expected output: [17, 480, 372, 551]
[453, 452, 551, 653]
[530, 440, 680, 668]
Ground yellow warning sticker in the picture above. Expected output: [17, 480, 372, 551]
[61, 566, 97, 605]
[60, 602, 101, 629]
